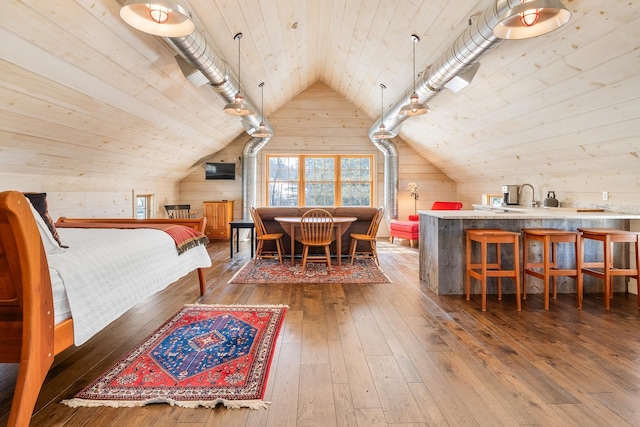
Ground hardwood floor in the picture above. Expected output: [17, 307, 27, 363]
[2, 239, 640, 426]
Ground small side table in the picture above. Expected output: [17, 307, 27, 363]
[229, 219, 255, 259]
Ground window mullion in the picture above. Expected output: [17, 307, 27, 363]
[335, 155, 341, 207]
[300, 155, 305, 206]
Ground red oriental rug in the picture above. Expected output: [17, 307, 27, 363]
[62, 304, 287, 410]
[229, 258, 390, 285]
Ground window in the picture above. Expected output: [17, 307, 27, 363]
[340, 156, 373, 206]
[268, 157, 299, 206]
[304, 157, 335, 206]
[136, 194, 153, 219]
[266, 155, 373, 207]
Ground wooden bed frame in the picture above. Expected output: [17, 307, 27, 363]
[0, 191, 209, 426]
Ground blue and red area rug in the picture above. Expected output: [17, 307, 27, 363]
[229, 258, 390, 284]
[63, 304, 287, 410]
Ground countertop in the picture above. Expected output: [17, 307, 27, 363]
[418, 205, 640, 220]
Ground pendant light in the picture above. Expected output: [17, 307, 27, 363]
[251, 82, 272, 138]
[223, 33, 254, 116]
[120, 0, 194, 37]
[493, 0, 571, 40]
[373, 84, 394, 140]
[399, 34, 429, 117]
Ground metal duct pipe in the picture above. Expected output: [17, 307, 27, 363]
[242, 136, 271, 219]
[164, 31, 274, 218]
[372, 139, 399, 221]
[369, 0, 522, 217]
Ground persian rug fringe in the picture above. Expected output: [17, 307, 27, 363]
[229, 258, 390, 285]
[186, 303, 289, 309]
[62, 397, 270, 410]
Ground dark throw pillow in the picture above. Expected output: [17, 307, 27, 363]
[23, 192, 65, 248]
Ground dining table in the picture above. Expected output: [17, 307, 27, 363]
[274, 216, 357, 265]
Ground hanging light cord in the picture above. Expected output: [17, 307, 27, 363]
[412, 37, 417, 93]
[235, 33, 242, 95]
[380, 83, 386, 126]
[259, 82, 265, 121]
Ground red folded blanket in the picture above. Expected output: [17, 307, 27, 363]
[56, 222, 209, 255]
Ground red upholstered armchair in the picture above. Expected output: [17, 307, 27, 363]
[430, 201, 463, 210]
[389, 201, 462, 247]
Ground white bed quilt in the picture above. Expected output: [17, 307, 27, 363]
[47, 227, 211, 345]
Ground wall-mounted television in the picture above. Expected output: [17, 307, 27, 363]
[205, 162, 236, 180]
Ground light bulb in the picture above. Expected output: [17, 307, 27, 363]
[148, 5, 170, 24]
[520, 8, 540, 26]
[235, 93, 244, 112]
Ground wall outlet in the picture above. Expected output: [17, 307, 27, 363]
[602, 191, 609, 201]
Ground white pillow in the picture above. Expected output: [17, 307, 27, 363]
[27, 199, 66, 255]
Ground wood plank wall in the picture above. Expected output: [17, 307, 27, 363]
[179, 82, 458, 233]
[457, 178, 640, 215]
[0, 173, 178, 220]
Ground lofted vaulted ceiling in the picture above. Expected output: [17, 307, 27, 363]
[1, 0, 638, 183]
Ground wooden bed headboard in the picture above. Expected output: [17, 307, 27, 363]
[0, 191, 56, 427]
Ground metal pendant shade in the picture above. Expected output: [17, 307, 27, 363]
[223, 33, 254, 116]
[120, 0, 194, 37]
[399, 35, 429, 117]
[251, 82, 272, 138]
[493, 0, 571, 40]
[400, 92, 430, 117]
[373, 84, 394, 140]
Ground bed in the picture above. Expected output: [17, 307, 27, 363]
[0, 191, 212, 426]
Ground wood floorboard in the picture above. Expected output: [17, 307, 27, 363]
[297, 364, 336, 426]
[406, 382, 448, 426]
[333, 302, 381, 410]
[2, 239, 640, 426]
[365, 355, 424, 424]
[331, 382, 357, 427]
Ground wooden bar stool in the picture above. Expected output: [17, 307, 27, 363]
[577, 228, 640, 310]
[465, 229, 521, 312]
[522, 228, 581, 310]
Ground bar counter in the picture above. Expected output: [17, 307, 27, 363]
[419, 206, 640, 295]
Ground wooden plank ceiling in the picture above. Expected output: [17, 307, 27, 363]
[0, 0, 638, 182]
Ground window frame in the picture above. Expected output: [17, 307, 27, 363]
[265, 154, 374, 207]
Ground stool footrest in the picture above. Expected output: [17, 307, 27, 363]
[524, 268, 578, 279]
[468, 262, 500, 270]
[582, 267, 637, 276]
[468, 270, 518, 278]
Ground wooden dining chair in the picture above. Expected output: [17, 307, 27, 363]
[164, 204, 194, 219]
[250, 207, 284, 264]
[349, 206, 384, 265]
[300, 208, 334, 272]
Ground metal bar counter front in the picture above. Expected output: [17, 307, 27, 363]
[419, 207, 640, 296]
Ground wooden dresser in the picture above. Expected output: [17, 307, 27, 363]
[203, 200, 233, 240]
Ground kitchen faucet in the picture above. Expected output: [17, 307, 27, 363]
[519, 183, 536, 207]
